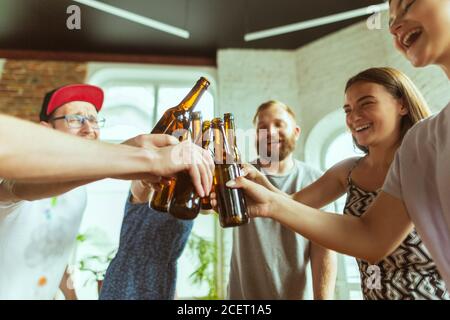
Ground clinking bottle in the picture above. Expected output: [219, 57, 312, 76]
[149, 111, 188, 212]
[211, 118, 249, 228]
[168, 112, 203, 220]
[200, 120, 213, 211]
[149, 77, 210, 212]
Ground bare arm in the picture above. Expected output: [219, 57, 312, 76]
[0, 116, 214, 197]
[228, 177, 413, 264]
[291, 158, 356, 209]
[0, 115, 157, 182]
[310, 242, 337, 299]
[0, 179, 95, 202]
[59, 267, 77, 300]
[243, 158, 355, 208]
[0, 134, 168, 202]
[275, 191, 412, 263]
[290, 161, 351, 300]
[129, 180, 153, 204]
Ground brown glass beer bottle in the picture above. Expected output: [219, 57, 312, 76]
[149, 78, 209, 211]
[151, 77, 210, 134]
[200, 120, 214, 211]
[149, 111, 188, 212]
[168, 112, 203, 220]
[211, 118, 249, 228]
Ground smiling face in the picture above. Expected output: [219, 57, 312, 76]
[43, 101, 100, 140]
[389, 0, 450, 68]
[255, 104, 300, 162]
[344, 81, 408, 150]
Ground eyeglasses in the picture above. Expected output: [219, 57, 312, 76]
[50, 114, 106, 129]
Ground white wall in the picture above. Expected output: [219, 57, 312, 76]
[217, 13, 450, 163]
[294, 13, 450, 161]
[217, 49, 300, 162]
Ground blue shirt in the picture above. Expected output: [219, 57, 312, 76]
[99, 193, 193, 300]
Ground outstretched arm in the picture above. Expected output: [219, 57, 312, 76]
[0, 134, 172, 202]
[0, 115, 214, 197]
[227, 177, 413, 264]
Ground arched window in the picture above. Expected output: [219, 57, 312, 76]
[72, 63, 217, 299]
[305, 110, 364, 300]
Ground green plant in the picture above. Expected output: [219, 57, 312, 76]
[187, 232, 218, 300]
[77, 248, 117, 285]
[74, 228, 117, 287]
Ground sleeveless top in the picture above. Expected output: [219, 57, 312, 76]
[343, 158, 449, 300]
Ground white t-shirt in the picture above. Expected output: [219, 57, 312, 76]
[0, 180, 87, 299]
[383, 102, 450, 288]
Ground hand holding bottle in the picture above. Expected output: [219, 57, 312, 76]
[123, 133, 214, 198]
[223, 175, 277, 219]
[153, 139, 215, 198]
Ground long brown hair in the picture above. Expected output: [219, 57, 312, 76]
[345, 67, 431, 153]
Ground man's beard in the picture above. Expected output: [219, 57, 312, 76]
[257, 134, 296, 163]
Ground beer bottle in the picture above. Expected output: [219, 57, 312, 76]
[168, 112, 203, 220]
[211, 118, 249, 228]
[223, 113, 242, 170]
[200, 120, 213, 211]
[191, 112, 203, 145]
[151, 77, 210, 134]
[149, 111, 188, 212]
[149, 77, 209, 211]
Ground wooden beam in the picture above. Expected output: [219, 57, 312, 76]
[0, 49, 217, 67]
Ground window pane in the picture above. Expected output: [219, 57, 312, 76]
[157, 87, 214, 122]
[324, 131, 364, 300]
[101, 86, 155, 142]
[325, 132, 364, 169]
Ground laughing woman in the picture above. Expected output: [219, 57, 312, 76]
[225, 0, 450, 294]
[236, 67, 449, 299]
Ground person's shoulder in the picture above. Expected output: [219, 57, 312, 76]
[328, 156, 362, 173]
[403, 103, 450, 146]
[296, 157, 363, 182]
[293, 159, 323, 178]
[0, 198, 25, 218]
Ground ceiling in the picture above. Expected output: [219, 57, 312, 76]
[0, 0, 383, 59]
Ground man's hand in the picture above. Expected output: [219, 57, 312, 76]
[152, 140, 214, 197]
[124, 134, 214, 197]
[119, 134, 178, 182]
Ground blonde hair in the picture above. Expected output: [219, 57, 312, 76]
[253, 100, 296, 124]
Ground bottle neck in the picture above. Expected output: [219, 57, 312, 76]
[202, 127, 211, 149]
[191, 119, 202, 144]
[213, 125, 234, 164]
[178, 81, 209, 112]
[224, 119, 240, 162]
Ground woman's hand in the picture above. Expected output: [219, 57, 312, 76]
[240, 163, 278, 193]
[210, 175, 277, 218]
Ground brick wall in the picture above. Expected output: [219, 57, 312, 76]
[0, 60, 87, 122]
